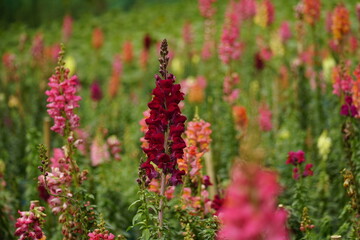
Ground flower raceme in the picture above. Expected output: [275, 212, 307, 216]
[45, 47, 81, 136]
[141, 39, 186, 185]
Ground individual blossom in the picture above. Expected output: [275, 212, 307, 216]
[45, 47, 81, 136]
[254, 0, 275, 28]
[219, 1, 243, 64]
[331, 4, 350, 43]
[211, 194, 224, 214]
[15, 201, 46, 240]
[186, 117, 212, 153]
[62, 14, 73, 42]
[90, 81, 103, 102]
[217, 163, 289, 240]
[303, 0, 321, 25]
[141, 39, 186, 185]
[258, 104, 273, 132]
[92, 27, 104, 50]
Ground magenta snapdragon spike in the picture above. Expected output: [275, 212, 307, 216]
[45, 46, 81, 136]
[141, 39, 186, 186]
[15, 201, 46, 240]
[286, 150, 313, 180]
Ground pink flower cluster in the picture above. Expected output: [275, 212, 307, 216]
[219, 1, 243, 64]
[88, 229, 115, 240]
[198, 0, 217, 18]
[38, 148, 72, 214]
[46, 61, 81, 136]
[223, 73, 240, 104]
[332, 65, 353, 96]
[286, 150, 313, 180]
[107, 135, 122, 161]
[258, 104, 273, 132]
[217, 163, 289, 240]
[15, 201, 46, 240]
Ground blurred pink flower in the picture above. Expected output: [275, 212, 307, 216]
[15, 202, 45, 240]
[90, 138, 110, 166]
[90, 81, 103, 102]
[259, 104, 273, 132]
[198, 0, 217, 18]
[217, 163, 289, 240]
[279, 21, 292, 43]
[62, 14, 73, 42]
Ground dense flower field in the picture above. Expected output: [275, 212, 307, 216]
[1, 0, 360, 239]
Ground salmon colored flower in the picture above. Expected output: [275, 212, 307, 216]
[92, 27, 104, 50]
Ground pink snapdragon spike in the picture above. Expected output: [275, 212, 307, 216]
[219, 1, 243, 64]
[258, 104, 273, 132]
[62, 14, 73, 42]
[31, 33, 44, 62]
[217, 163, 289, 240]
[198, 0, 217, 19]
[88, 229, 115, 240]
[15, 201, 46, 240]
[279, 21, 292, 43]
[45, 47, 81, 136]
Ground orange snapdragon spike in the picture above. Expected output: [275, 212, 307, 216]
[331, 4, 350, 43]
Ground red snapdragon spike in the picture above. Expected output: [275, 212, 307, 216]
[141, 39, 186, 185]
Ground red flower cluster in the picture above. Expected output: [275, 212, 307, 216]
[286, 150, 313, 180]
[142, 40, 186, 185]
